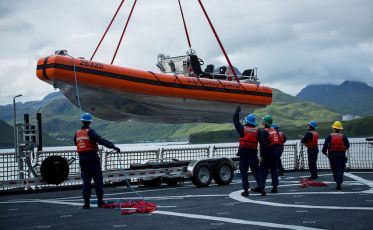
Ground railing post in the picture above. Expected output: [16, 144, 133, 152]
[293, 144, 298, 171]
[299, 143, 305, 171]
[158, 148, 163, 161]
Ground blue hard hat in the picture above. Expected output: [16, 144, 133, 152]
[271, 123, 279, 129]
[81, 113, 93, 122]
[308, 120, 317, 128]
[244, 114, 257, 125]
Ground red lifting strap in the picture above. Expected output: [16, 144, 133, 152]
[102, 200, 157, 215]
[90, 0, 126, 61]
[178, 0, 192, 49]
[111, 0, 138, 64]
[197, 0, 239, 82]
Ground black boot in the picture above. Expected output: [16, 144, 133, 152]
[251, 187, 266, 196]
[83, 198, 90, 209]
[97, 195, 105, 208]
[241, 190, 249, 197]
[271, 186, 278, 193]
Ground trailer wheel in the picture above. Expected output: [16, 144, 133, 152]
[192, 163, 212, 187]
[162, 177, 179, 186]
[141, 177, 162, 187]
[214, 161, 234, 185]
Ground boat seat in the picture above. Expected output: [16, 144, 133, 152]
[204, 64, 214, 73]
[242, 69, 254, 76]
[219, 66, 227, 74]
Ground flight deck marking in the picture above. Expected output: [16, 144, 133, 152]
[229, 190, 373, 210]
[344, 172, 373, 188]
[153, 210, 326, 230]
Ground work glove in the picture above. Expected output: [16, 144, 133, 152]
[236, 105, 241, 113]
[113, 146, 121, 153]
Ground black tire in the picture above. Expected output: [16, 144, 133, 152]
[141, 177, 162, 187]
[162, 177, 179, 186]
[40, 156, 69, 185]
[213, 161, 234, 185]
[191, 163, 212, 187]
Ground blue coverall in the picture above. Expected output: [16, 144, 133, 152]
[322, 134, 350, 186]
[233, 111, 264, 191]
[301, 131, 319, 178]
[260, 129, 281, 188]
[74, 126, 116, 201]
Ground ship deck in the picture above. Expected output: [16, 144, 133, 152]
[1, 171, 373, 230]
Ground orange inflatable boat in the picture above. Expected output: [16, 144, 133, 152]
[36, 53, 272, 123]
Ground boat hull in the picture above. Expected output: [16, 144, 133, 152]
[36, 55, 272, 123]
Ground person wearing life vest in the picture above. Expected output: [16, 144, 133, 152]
[74, 113, 121, 209]
[322, 121, 349, 190]
[272, 123, 286, 176]
[259, 115, 282, 193]
[233, 106, 266, 197]
[301, 121, 319, 180]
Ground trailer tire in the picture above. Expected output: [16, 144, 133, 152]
[214, 161, 234, 185]
[162, 177, 179, 186]
[40, 156, 69, 185]
[141, 177, 162, 187]
[192, 163, 212, 187]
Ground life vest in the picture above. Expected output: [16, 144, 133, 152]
[75, 129, 98, 153]
[278, 132, 285, 145]
[239, 126, 258, 149]
[305, 131, 318, 148]
[265, 128, 281, 146]
[328, 133, 347, 153]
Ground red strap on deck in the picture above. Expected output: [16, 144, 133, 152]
[300, 178, 328, 188]
[103, 200, 157, 215]
[90, 0, 126, 61]
[197, 0, 239, 82]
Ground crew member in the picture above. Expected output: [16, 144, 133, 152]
[233, 106, 266, 197]
[272, 123, 286, 176]
[301, 121, 319, 179]
[259, 115, 282, 193]
[74, 113, 121, 209]
[322, 121, 349, 190]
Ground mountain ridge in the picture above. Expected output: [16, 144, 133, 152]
[0, 87, 341, 146]
[296, 80, 373, 116]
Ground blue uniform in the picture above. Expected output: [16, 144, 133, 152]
[233, 111, 264, 191]
[74, 126, 115, 200]
[322, 134, 350, 186]
[259, 129, 281, 188]
[301, 131, 319, 178]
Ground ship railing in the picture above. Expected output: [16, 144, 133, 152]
[1, 141, 372, 191]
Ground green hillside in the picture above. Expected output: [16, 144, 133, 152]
[0, 119, 14, 148]
[0, 119, 66, 148]
[190, 116, 373, 144]
[254, 89, 340, 126]
[0, 88, 354, 146]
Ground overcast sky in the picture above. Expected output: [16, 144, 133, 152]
[0, 0, 372, 105]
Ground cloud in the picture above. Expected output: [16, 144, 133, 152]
[0, 0, 372, 105]
[0, 57, 54, 104]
